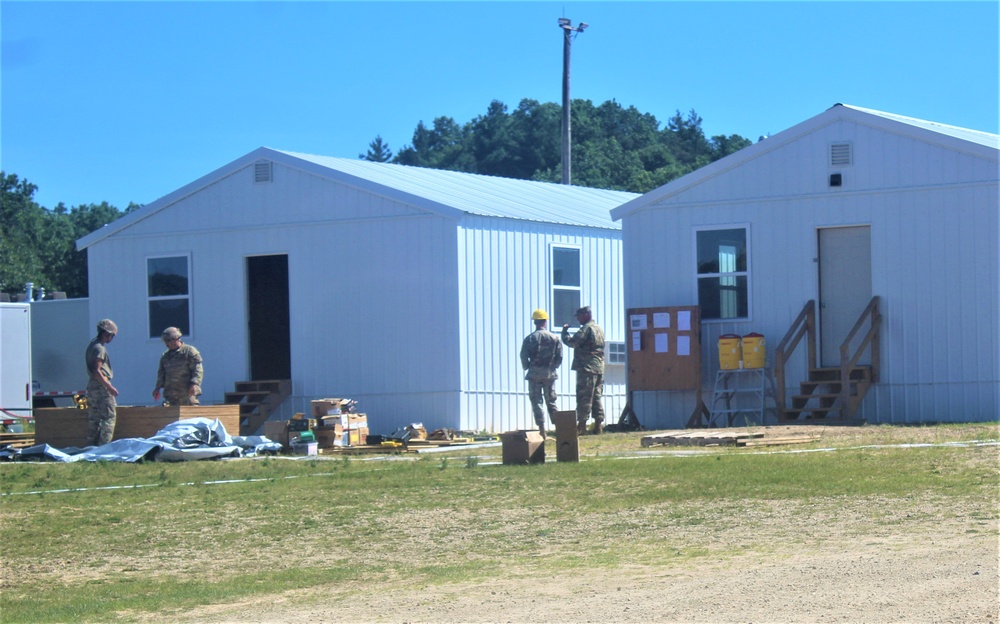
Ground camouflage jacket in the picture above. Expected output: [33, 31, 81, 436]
[520, 329, 563, 381]
[156, 344, 203, 396]
[561, 321, 605, 375]
[85, 337, 112, 389]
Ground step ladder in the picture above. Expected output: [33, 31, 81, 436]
[709, 368, 778, 427]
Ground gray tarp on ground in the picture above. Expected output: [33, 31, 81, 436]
[0, 417, 282, 462]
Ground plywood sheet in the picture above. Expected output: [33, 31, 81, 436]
[34, 405, 240, 448]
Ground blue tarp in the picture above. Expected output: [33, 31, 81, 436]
[0, 417, 282, 462]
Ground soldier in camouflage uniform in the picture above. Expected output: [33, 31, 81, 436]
[152, 327, 203, 406]
[561, 306, 606, 435]
[85, 319, 119, 446]
[519, 309, 563, 438]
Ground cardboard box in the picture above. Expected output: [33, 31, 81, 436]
[313, 425, 344, 448]
[311, 398, 351, 417]
[553, 411, 579, 463]
[349, 427, 369, 446]
[263, 420, 290, 447]
[499, 430, 545, 465]
[341, 413, 368, 428]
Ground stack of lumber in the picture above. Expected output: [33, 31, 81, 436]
[0, 431, 35, 449]
[640, 429, 820, 448]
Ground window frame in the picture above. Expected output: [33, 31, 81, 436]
[146, 253, 193, 340]
[550, 244, 582, 329]
[606, 341, 626, 365]
[693, 224, 752, 322]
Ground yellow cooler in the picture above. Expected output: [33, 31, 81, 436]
[718, 334, 743, 370]
[742, 333, 766, 368]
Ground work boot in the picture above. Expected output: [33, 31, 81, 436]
[538, 424, 547, 439]
[593, 419, 604, 435]
[577, 421, 588, 436]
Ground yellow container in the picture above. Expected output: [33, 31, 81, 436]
[718, 335, 743, 370]
[742, 333, 766, 368]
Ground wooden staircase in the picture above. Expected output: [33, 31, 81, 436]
[225, 379, 291, 435]
[775, 297, 881, 423]
[783, 366, 873, 421]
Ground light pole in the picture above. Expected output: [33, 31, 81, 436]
[558, 17, 587, 185]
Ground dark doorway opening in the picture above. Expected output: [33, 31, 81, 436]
[246, 255, 291, 380]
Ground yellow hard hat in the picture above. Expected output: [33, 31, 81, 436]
[531, 309, 548, 321]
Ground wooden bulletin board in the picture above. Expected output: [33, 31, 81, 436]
[626, 306, 701, 392]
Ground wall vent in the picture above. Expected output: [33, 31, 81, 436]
[254, 161, 273, 183]
[830, 142, 852, 166]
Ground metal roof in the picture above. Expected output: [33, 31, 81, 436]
[839, 104, 1000, 149]
[274, 149, 638, 230]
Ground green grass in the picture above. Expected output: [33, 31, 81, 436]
[0, 424, 997, 623]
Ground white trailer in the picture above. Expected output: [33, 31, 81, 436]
[0, 302, 32, 423]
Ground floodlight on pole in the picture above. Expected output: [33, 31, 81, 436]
[559, 18, 587, 185]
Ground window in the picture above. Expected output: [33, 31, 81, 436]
[696, 228, 749, 320]
[551, 246, 581, 328]
[607, 341, 626, 365]
[147, 255, 191, 338]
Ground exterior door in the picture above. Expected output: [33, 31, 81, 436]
[246, 254, 291, 381]
[818, 226, 872, 367]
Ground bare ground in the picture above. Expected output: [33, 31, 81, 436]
[147, 425, 999, 624]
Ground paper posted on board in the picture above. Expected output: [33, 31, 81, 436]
[677, 335, 690, 356]
[655, 333, 669, 353]
[677, 310, 691, 331]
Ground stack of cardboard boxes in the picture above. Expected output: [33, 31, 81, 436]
[262, 398, 369, 452]
[311, 398, 368, 450]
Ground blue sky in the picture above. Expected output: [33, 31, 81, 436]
[2, 1, 998, 210]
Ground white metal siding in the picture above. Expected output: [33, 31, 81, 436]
[457, 216, 626, 432]
[622, 118, 999, 427]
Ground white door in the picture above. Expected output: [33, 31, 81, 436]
[0, 303, 33, 415]
[818, 226, 872, 367]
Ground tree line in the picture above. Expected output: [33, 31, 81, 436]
[0, 173, 139, 299]
[3, 98, 754, 298]
[362, 98, 754, 193]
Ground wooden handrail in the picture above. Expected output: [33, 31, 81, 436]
[837, 296, 881, 416]
[774, 300, 816, 418]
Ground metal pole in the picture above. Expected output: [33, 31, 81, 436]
[561, 26, 572, 185]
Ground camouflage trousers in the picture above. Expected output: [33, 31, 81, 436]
[527, 379, 558, 428]
[574, 372, 605, 427]
[163, 392, 200, 406]
[87, 387, 117, 446]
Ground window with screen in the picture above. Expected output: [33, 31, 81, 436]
[552, 246, 581, 328]
[696, 228, 749, 320]
[147, 255, 191, 338]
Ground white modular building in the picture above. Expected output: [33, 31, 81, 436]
[77, 148, 637, 434]
[611, 104, 999, 427]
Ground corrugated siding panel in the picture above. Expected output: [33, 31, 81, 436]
[457, 216, 625, 432]
[622, 122, 998, 427]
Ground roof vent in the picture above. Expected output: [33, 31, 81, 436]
[254, 161, 273, 183]
[830, 142, 852, 166]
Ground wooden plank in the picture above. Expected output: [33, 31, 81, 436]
[739, 436, 820, 447]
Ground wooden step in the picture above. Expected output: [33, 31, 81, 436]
[231, 379, 292, 435]
[224, 390, 273, 404]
